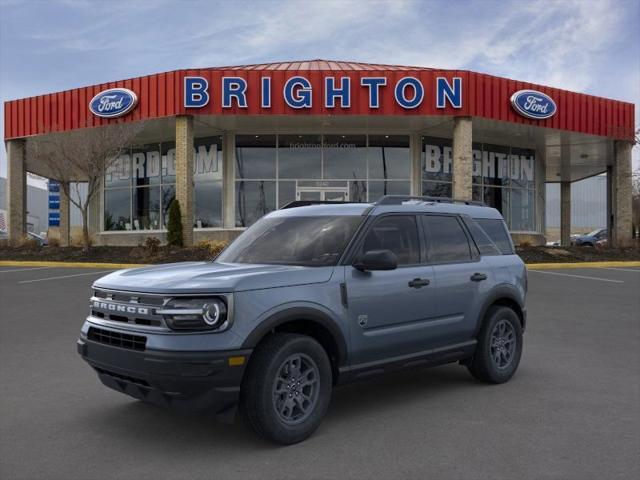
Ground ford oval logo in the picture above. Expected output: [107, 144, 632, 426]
[89, 88, 138, 118]
[510, 89, 556, 120]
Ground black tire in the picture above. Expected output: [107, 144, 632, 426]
[467, 306, 523, 384]
[240, 333, 332, 444]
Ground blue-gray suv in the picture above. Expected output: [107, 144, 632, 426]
[78, 196, 527, 444]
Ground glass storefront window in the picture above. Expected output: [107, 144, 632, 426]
[105, 154, 131, 188]
[278, 135, 322, 179]
[161, 142, 176, 184]
[104, 136, 223, 232]
[509, 147, 535, 189]
[194, 136, 223, 228]
[234, 134, 411, 227]
[236, 135, 276, 179]
[104, 188, 131, 231]
[368, 180, 410, 201]
[161, 184, 175, 227]
[132, 143, 161, 187]
[422, 137, 453, 183]
[323, 135, 367, 179]
[422, 181, 452, 198]
[236, 180, 276, 227]
[509, 189, 535, 231]
[132, 186, 160, 230]
[368, 135, 410, 180]
[423, 136, 537, 232]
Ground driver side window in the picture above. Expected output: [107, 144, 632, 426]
[360, 216, 420, 265]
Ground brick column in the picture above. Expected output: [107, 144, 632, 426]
[611, 141, 633, 247]
[6, 139, 27, 244]
[409, 133, 422, 196]
[452, 117, 472, 201]
[222, 133, 236, 229]
[175, 116, 194, 246]
[59, 182, 70, 247]
[560, 181, 571, 246]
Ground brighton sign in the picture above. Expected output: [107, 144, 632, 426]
[89, 88, 138, 118]
[183, 75, 463, 110]
[510, 89, 557, 120]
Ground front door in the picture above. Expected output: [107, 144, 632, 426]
[345, 215, 439, 365]
[296, 181, 349, 202]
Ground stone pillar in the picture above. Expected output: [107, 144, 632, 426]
[59, 182, 70, 247]
[560, 181, 571, 246]
[410, 133, 422, 196]
[175, 115, 194, 246]
[611, 141, 633, 247]
[222, 133, 236, 229]
[452, 117, 472, 201]
[6, 139, 27, 244]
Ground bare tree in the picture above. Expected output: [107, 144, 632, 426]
[27, 121, 144, 250]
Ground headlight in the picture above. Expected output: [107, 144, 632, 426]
[157, 297, 229, 331]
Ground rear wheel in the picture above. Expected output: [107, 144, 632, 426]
[240, 333, 332, 444]
[467, 306, 523, 384]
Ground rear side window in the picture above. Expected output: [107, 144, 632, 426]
[462, 217, 501, 256]
[476, 218, 514, 254]
[360, 215, 420, 265]
[423, 215, 472, 263]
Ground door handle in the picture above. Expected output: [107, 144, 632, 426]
[408, 278, 430, 288]
[470, 272, 488, 282]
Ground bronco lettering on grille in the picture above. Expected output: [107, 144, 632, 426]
[91, 300, 149, 315]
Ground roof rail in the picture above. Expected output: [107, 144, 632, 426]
[280, 200, 359, 209]
[375, 195, 487, 207]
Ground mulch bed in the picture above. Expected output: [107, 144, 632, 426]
[1, 243, 639, 265]
[516, 245, 640, 263]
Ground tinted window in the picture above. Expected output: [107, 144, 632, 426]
[476, 218, 514, 254]
[360, 216, 420, 265]
[462, 217, 501, 256]
[218, 216, 362, 267]
[424, 216, 472, 263]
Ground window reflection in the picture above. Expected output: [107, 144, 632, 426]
[423, 136, 537, 232]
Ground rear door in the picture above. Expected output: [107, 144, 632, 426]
[345, 214, 438, 364]
[421, 214, 491, 346]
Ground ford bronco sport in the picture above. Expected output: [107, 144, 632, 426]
[78, 196, 526, 444]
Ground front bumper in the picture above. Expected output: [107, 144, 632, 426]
[77, 335, 252, 422]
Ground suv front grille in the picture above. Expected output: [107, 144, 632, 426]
[90, 289, 167, 329]
[88, 327, 147, 351]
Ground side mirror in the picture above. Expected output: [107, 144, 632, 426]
[353, 249, 398, 271]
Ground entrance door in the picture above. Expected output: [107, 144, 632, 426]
[296, 182, 349, 202]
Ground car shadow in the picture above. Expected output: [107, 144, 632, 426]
[80, 364, 481, 450]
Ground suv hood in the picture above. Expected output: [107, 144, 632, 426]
[93, 261, 335, 294]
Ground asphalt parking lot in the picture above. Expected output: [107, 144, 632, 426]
[1, 265, 639, 480]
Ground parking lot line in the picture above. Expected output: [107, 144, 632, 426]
[18, 270, 113, 284]
[528, 270, 624, 283]
[0, 266, 56, 273]
[599, 267, 640, 273]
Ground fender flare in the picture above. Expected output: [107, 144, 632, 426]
[474, 284, 526, 336]
[241, 306, 348, 365]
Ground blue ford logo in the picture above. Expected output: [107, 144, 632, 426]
[510, 89, 556, 120]
[89, 88, 138, 118]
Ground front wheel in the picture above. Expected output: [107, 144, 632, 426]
[467, 306, 523, 384]
[240, 333, 332, 444]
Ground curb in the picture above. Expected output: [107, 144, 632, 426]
[2, 260, 639, 270]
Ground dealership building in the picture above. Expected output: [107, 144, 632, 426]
[3, 60, 636, 246]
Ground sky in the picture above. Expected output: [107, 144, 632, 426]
[0, 0, 638, 181]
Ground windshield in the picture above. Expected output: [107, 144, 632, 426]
[587, 229, 603, 237]
[217, 215, 363, 266]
